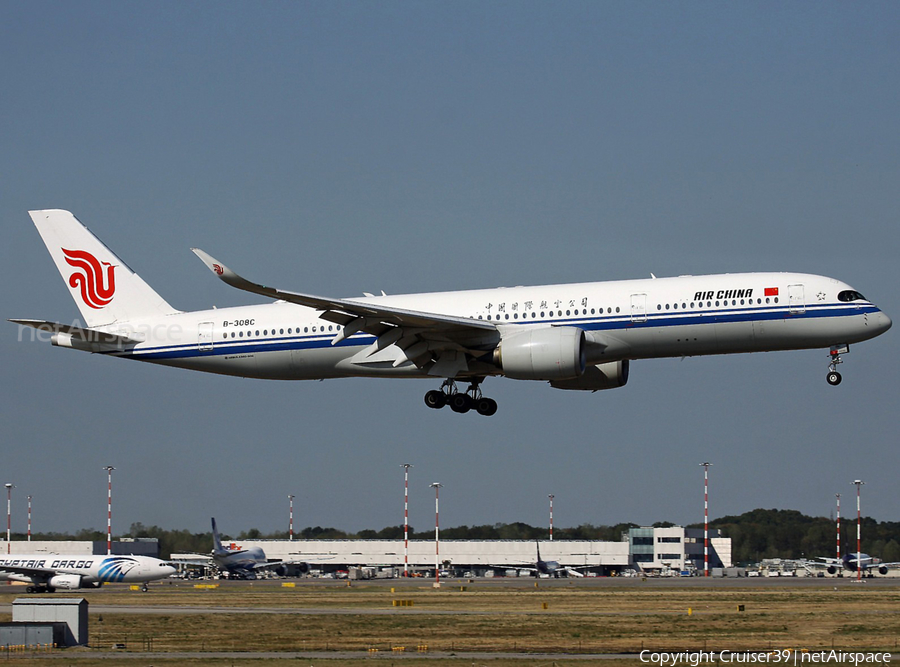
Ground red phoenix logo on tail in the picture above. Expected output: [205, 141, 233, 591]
[62, 248, 117, 309]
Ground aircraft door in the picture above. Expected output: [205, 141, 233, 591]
[198, 322, 214, 351]
[788, 284, 805, 314]
[630, 294, 648, 323]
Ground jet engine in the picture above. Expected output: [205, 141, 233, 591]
[879, 565, 888, 575]
[495, 327, 586, 380]
[550, 360, 629, 391]
[48, 574, 84, 589]
[826, 565, 838, 575]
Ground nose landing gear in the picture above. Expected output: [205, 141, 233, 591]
[827, 345, 849, 386]
[424, 379, 498, 416]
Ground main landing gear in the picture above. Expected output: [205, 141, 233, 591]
[424, 379, 498, 416]
[827, 345, 849, 386]
[26, 585, 54, 594]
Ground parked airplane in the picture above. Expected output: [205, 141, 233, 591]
[12, 210, 892, 415]
[0, 553, 175, 593]
[813, 553, 899, 576]
[518, 541, 585, 578]
[211, 518, 308, 578]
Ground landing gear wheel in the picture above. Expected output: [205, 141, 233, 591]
[449, 393, 473, 413]
[476, 397, 498, 416]
[424, 390, 446, 409]
[141, 584, 149, 592]
[26, 586, 35, 594]
[827, 371, 842, 386]
[425, 378, 498, 415]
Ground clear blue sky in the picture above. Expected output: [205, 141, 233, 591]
[2, 1, 898, 536]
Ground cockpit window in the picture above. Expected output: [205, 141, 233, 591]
[838, 290, 866, 302]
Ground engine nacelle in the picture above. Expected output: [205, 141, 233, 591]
[48, 574, 83, 590]
[496, 327, 586, 381]
[826, 565, 837, 575]
[879, 565, 888, 576]
[550, 360, 630, 391]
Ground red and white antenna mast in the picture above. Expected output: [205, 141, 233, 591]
[852, 480, 865, 582]
[430, 482, 442, 588]
[287, 494, 295, 541]
[103, 466, 115, 555]
[402, 464, 412, 577]
[835, 493, 841, 563]
[4, 484, 13, 554]
[27, 495, 32, 543]
[699, 462, 712, 577]
[548, 494, 555, 541]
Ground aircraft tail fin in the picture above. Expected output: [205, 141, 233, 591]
[211, 517, 226, 556]
[29, 209, 179, 327]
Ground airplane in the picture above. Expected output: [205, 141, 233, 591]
[210, 518, 308, 579]
[812, 552, 900, 577]
[11, 209, 892, 416]
[0, 553, 176, 593]
[518, 541, 586, 578]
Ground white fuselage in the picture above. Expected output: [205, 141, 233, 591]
[73, 272, 890, 382]
[0, 554, 176, 588]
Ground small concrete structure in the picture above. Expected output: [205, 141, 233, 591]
[0, 621, 66, 647]
[12, 598, 88, 646]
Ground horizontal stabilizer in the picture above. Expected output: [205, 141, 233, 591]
[10, 319, 143, 343]
[9, 319, 143, 352]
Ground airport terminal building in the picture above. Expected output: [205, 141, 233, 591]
[0, 526, 730, 578]
[205, 525, 730, 577]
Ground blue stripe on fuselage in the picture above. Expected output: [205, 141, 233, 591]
[102, 303, 880, 361]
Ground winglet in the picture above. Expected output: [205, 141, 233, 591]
[192, 249, 240, 285]
[191, 248, 271, 296]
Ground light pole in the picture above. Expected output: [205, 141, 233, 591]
[402, 464, 412, 577]
[103, 466, 115, 555]
[699, 463, 712, 577]
[835, 493, 841, 566]
[4, 484, 13, 554]
[548, 494, 555, 541]
[27, 495, 32, 542]
[430, 482, 442, 588]
[288, 494, 295, 540]
[852, 480, 865, 582]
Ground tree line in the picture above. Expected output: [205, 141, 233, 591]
[9, 508, 900, 562]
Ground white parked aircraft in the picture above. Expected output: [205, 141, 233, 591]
[12, 210, 891, 415]
[0, 553, 175, 593]
[813, 552, 900, 577]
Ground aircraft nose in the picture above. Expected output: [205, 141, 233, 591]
[873, 310, 892, 335]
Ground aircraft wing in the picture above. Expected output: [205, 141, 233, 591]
[0, 563, 56, 577]
[192, 249, 500, 377]
[0, 562, 56, 585]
